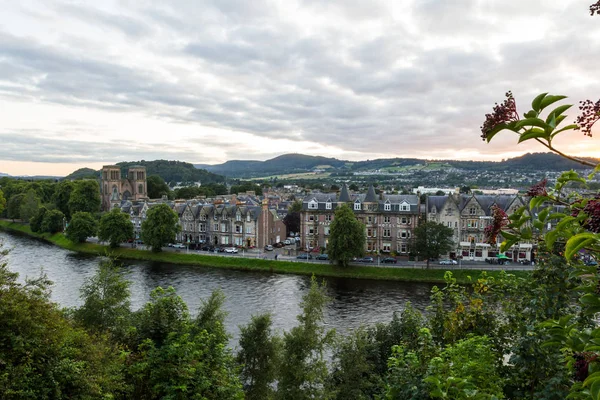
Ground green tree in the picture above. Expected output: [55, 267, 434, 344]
[0, 189, 6, 216]
[65, 211, 98, 243]
[29, 207, 47, 233]
[98, 208, 133, 248]
[19, 189, 40, 223]
[41, 209, 65, 233]
[237, 313, 281, 400]
[68, 180, 101, 215]
[75, 259, 131, 339]
[146, 174, 170, 199]
[141, 203, 179, 252]
[328, 203, 366, 267]
[283, 199, 302, 236]
[53, 180, 74, 219]
[412, 221, 454, 268]
[7, 193, 24, 221]
[277, 276, 334, 400]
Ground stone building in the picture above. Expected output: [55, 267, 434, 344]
[300, 184, 420, 256]
[101, 165, 148, 211]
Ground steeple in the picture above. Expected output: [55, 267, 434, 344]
[364, 184, 378, 203]
[338, 183, 351, 203]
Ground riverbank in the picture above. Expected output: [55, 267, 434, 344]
[0, 220, 530, 284]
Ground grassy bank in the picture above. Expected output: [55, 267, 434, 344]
[0, 220, 530, 284]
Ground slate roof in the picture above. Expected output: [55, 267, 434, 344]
[338, 183, 351, 202]
[364, 185, 378, 202]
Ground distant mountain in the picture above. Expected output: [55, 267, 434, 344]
[195, 152, 599, 178]
[196, 153, 347, 177]
[0, 172, 10, 177]
[65, 160, 225, 184]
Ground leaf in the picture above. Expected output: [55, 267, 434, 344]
[550, 124, 579, 139]
[539, 95, 567, 111]
[514, 118, 550, 131]
[565, 233, 598, 260]
[518, 128, 549, 143]
[530, 195, 550, 211]
[524, 110, 537, 118]
[546, 104, 572, 122]
[532, 93, 548, 112]
[588, 163, 600, 180]
[484, 122, 518, 142]
[545, 229, 560, 249]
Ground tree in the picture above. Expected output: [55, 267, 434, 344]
[19, 189, 40, 224]
[53, 180, 74, 219]
[146, 174, 170, 199]
[459, 186, 471, 194]
[277, 276, 333, 400]
[75, 259, 131, 338]
[7, 193, 24, 221]
[283, 200, 302, 236]
[328, 203, 365, 267]
[41, 209, 64, 233]
[411, 221, 454, 268]
[98, 208, 133, 248]
[29, 207, 47, 233]
[0, 189, 6, 216]
[141, 203, 179, 252]
[237, 313, 281, 400]
[65, 211, 98, 243]
[349, 183, 359, 191]
[68, 180, 101, 215]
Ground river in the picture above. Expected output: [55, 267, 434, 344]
[1, 230, 435, 345]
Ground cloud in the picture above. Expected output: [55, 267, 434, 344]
[0, 0, 599, 175]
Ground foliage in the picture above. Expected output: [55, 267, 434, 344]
[328, 203, 366, 267]
[7, 193, 24, 220]
[230, 181, 263, 196]
[412, 221, 455, 268]
[98, 208, 134, 248]
[0, 189, 6, 217]
[0, 247, 127, 398]
[74, 259, 131, 339]
[141, 203, 180, 252]
[118, 159, 226, 184]
[29, 206, 47, 233]
[41, 209, 65, 233]
[65, 211, 98, 243]
[68, 180, 101, 215]
[277, 276, 334, 399]
[237, 313, 282, 400]
[64, 167, 100, 180]
[146, 174, 171, 199]
[283, 199, 302, 236]
[53, 180, 74, 220]
[19, 189, 40, 224]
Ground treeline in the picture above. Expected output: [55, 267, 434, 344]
[0, 244, 586, 399]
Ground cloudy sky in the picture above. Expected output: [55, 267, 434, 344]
[1, 0, 599, 176]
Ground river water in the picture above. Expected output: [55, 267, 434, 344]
[1, 230, 435, 344]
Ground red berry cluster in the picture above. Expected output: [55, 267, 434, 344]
[526, 178, 548, 197]
[484, 205, 508, 245]
[591, 1, 600, 16]
[575, 99, 600, 137]
[481, 91, 520, 140]
[583, 197, 600, 233]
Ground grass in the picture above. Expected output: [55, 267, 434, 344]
[0, 220, 530, 284]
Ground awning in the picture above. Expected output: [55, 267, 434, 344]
[497, 254, 510, 259]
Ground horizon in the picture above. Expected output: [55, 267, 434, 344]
[1, 1, 599, 176]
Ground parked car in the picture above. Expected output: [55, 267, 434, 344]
[224, 247, 238, 253]
[264, 245, 274, 251]
[316, 254, 329, 261]
[172, 243, 186, 249]
[381, 257, 397, 264]
[359, 256, 374, 263]
[439, 259, 457, 265]
[284, 239, 292, 245]
[297, 253, 313, 260]
[201, 245, 214, 251]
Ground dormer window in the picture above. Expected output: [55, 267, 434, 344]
[384, 201, 391, 211]
[400, 202, 410, 211]
[354, 201, 361, 211]
[326, 201, 332, 210]
[308, 199, 318, 209]
[236, 212, 241, 221]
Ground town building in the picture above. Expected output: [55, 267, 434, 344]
[100, 165, 148, 211]
[300, 184, 420, 256]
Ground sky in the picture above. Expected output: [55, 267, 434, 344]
[1, 0, 599, 176]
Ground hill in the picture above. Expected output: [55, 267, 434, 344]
[195, 153, 347, 177]
[65, 160, 225, 184]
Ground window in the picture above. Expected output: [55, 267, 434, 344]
[382, 243, 391, 252]
[309, 215, 315, 221]
[324, 227, 330, 235]
[308, 200, 318, 209]
[383, 216, 391, 223]
[400, 202, 410, 211]
[367, 228, 375, 237]
[213, 223, 218, 231]
[236, 213, 241, 221]
[383, 229, 391, 237]
[400, 244, 408, 253]
[309, 227, 315, 235]
[247, 215, 251, 222]
[235, 237, 243, 246]
[221, 236, 229, 245]
[469, 207, 477, 215]
[235, 225, 242, 233]
[455, 221, 458, 228]
[384, 203, 391, 211]
[468, 235, 476, 243]
[246, 226, 252, 234]
[138, 184, 144, 194]
[326, 201, 332, 210]
[368, 216, 373, 223]
[467, 219, 478, 228]
[200, 214, 207, 221]
[199, 223, 206, 232]
[447, 221, 452, 227]
[367, 242, 374, 251]
[221, 223, 228, 232]
[325, 214, 332, 222]
[401, 217, 411, 225]
[354, 202, 361, 211]
[400, 230, 409, 239]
